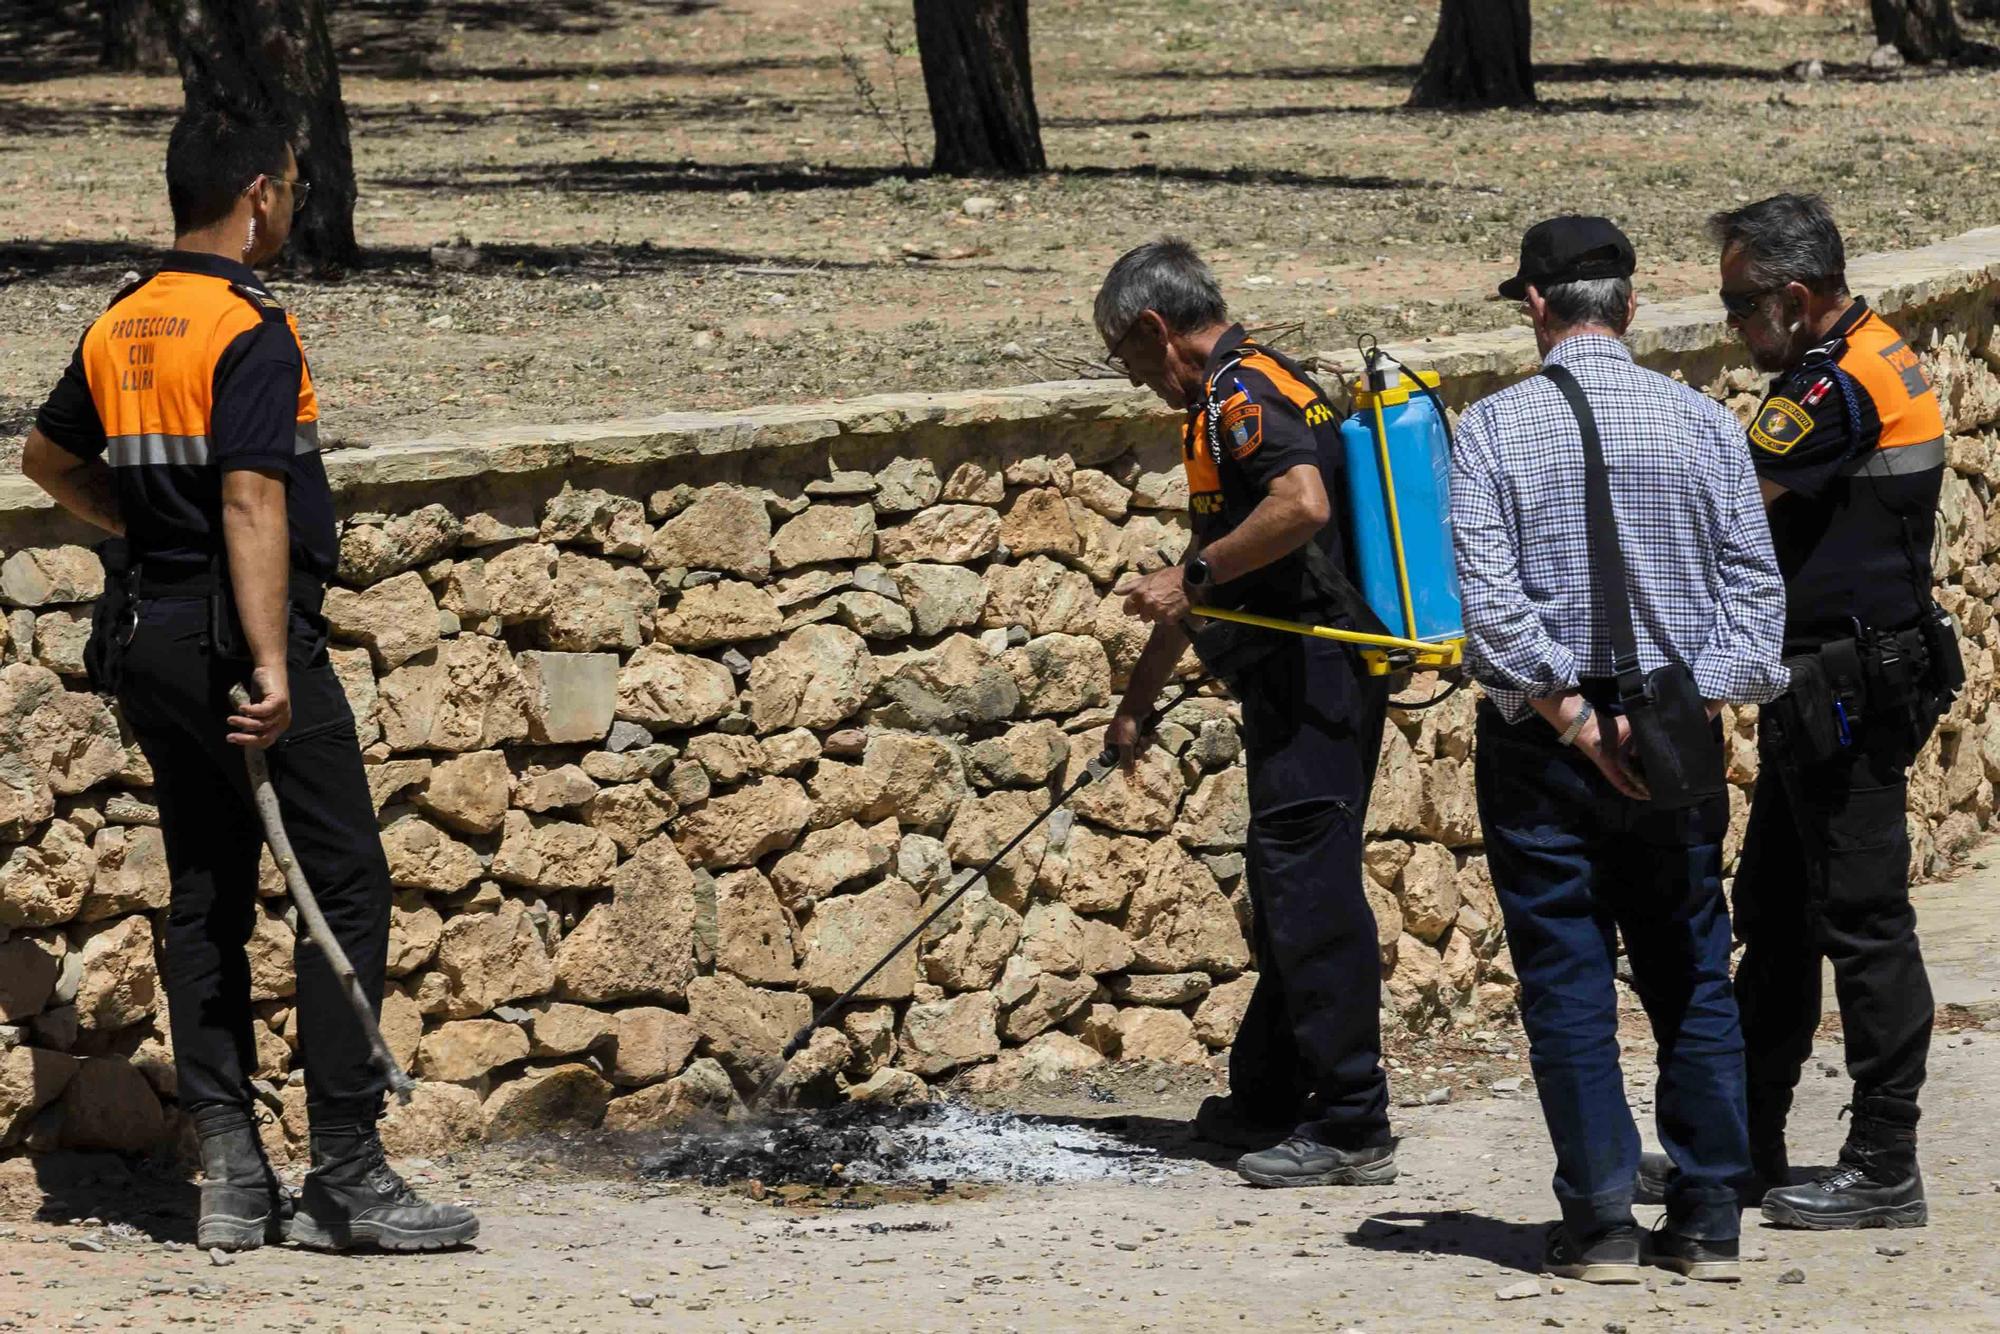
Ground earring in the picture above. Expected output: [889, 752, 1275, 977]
[242, 217, 258, 261]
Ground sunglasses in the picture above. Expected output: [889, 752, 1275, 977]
[1105, 317, 1144, 375]
[1719, 284, 1781, 320]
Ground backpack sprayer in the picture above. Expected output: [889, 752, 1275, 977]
[1194, 338, 1467, 684]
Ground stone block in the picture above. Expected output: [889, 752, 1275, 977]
[518, 651, 618, 744]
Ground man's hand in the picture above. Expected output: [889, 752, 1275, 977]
[1119, 565, 1191, 626]
[228, 664, 292, 749]
[1578, 712, 1649, 802]
[1104, 709, 1151, 773]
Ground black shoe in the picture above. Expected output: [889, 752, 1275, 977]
[288, 1126, 480, 1252]
[1633, 1149, 1785, 1209]
[1760, 1098, 1926, 1231]
[1193, 1095, 1293, 1151]
[1543, 1222, 1644, 1285]
[196, 1122, 292, 1251]
[1648, 1224, 1740, 1282]
[1236, 1135, 1398, 1188]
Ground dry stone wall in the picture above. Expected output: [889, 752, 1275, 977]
[1, 229, 1997, 1166]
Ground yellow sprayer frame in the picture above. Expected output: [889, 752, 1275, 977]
[1187, 354, 1467, 678]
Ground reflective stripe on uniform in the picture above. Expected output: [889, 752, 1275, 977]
[295, 419, 320, 454]
[107, 433, 210, 467]
[1847, 435, 1945, 478]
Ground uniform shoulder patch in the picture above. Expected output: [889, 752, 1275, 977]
[1219, 395, 1262, 461]
[1749, 396, 1814, 456]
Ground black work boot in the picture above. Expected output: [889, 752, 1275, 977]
[194, 1108, 292, 1251]
[288, 1124, 479, 1251]
[1236, 1134, 1398, 1188]
[1761, 1098, 1926, 1231]
[1633, 1145, 1787, 1209]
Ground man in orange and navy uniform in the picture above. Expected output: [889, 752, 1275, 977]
[1693, 195, 1950, 1230]
[1096, 237, 1395, 1189]
[22, 107, 475, 1253]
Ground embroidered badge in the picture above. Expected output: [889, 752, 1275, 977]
[1220, 398, 1262, 461]
[1750, 397, 1814, 456]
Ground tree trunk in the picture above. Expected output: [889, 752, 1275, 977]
[1408, 0, 1536, 109]
[1873, 0, 2000, 62]
[1966, 0, 2000, 20]
[99, 0, 171, 72]
[911, 0, 1046, 175]
[155, 0, 359, 275]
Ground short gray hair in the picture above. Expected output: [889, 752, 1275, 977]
[1541, 276, 1633, 333]
[1094, 237, 1228, 345]
[1708, 193, 1848, 296]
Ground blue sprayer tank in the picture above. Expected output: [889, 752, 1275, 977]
[1338, 363, 1465, 645]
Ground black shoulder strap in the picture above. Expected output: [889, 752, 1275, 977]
[228, 281, 289, 323]
[105, 272, 151, 308]
[1542, 363, 1645, 698]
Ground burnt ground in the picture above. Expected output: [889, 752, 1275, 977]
[3, 855, 1998, 1332]
[3, 0, 1999, 456]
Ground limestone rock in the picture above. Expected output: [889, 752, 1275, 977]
[761, 728, 821, 776]
[895, 833, 953, 891]
[59, 1056, 166, 1151]
[603, 1056, 744, 1131]
[922, 890, 1023, 992]
[542, 553, 655, 652]
[31, 610, 88, 676]
[539, 485, 650, 556]
[616, 644, 738, 731]
[518, 651, 618, 744]
[73, 915, 156, 1032]
[999, 488, 1081, 559]
[982, 557, 1098, 637]
[1113, 1008, 1206, 1064]
[686, 734, 766, 787]
[1367, 724, 1423, 837]
[862, 732, 969, 828]
[387, 897, 444, 977]
[872, 634, 1020, 731]
[5, 666, 124, 797]
[1193, 972, 1258, 1048]
[484, 542, 558, 623]
[417, 1019, 529, 1083]
[1004, 634, 1112, 716]
[771, 505, 877, 570]
[808, 760, 885, 829]
[324, 571, 440, 670]
[583, 745, 675, 785]
[1110, 971, 1211, 1007]
[1046, 824, 1150, 914]
[770, 819, 897, 909]
[381, 814, 483, 894]
[1385, 932, 1445, 1022]
[876, 505, 1001, 565]
[686, 973, 812, 1088]
[513, 765, 598, 813]
[427, 635, 531, 751]
[832, 590, 913, 640]
[898, 991, 1000, 1075]
[646, 486, 772, 580]
[378, 1082, 483, 1157]
[942, 461, 1005, 504]
[874, 457, 942, 514]
[713, 868, 797, 985]
[1070, 469, 1133, 520]
[582, 782, 677, 854]
[1396, 841, 1461, 945]
[0, 934, 63, 1021]
[1, 546, 103, 607]
[432, 898, 556, 1018]
[890, 563, 987, 637]
[1124, 839, 1250, 974]
[747, 624, 877, 732]
[1063, 727, 1185, 834]
[799, 878, 922, 1000]
[0, 1046, 76, 1145]
[525, 1002, 618, 1058]
[996, 962, 1096, 1042]
[491, 811, 618, 891]
[81, 824, 168, 921]
[554, 834, 699, 1004]
[655, 582, 783, 649]
[944, 789, 1050, 907]
[0, 817, 96, 927]
[1175, 768, 1248, 850]
[413, 750, 511, 835]
[1131, 468, 1188, 511]
[839, 1003, 898, 1075]
[674, 776, 811, 869]
[1019, 900, 1086, 975]
[246, 907, 297, 1001]
[848, 1066, 935, 1107]
[481, 1063, 612, 1141]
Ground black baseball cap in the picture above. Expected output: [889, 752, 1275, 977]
[1498, 216, 1636, 301]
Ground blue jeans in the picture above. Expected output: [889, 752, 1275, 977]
[1475, 703, 1747, 1241]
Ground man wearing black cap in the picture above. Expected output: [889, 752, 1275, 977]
[1452, 217, 1789, 1282]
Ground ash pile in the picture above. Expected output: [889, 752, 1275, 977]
[639, 1103, 1186, 1189]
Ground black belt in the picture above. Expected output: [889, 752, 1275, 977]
[134, 563, 327, 614]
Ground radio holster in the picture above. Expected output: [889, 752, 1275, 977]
[82, 538, 139, 697]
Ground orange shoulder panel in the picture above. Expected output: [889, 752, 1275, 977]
[1236, 352, 1321, 412]
[1836, 311, 1945, 451]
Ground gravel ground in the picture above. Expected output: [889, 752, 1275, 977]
[3, 0, 1998, 457]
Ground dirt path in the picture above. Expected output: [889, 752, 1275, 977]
[6, 856, 1999, 1332]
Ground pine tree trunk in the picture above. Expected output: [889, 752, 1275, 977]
[155, 0, 359, 275]
[99, 0, 171, 72]
[912, 0, 1046, 175]
[1873, 0, 1999, 62]
[1408, 0, 1537, 109]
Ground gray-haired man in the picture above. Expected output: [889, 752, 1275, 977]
[1096, 237, 1396, 1188]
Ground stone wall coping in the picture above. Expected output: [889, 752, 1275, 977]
[3, 226, 1995, 520]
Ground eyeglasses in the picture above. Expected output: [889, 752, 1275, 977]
[1104, 317, 1143, 376]
[245, 175, 313, 215]
[1719, 285, 1780, 320]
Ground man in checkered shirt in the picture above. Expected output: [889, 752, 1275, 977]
[1450, 216, 1788, 1286]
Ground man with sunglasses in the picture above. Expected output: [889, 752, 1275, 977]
[1095, 238, 1397, 1189]
[1649, 194, 1951, 1232]
[21, 107, 476, 1253]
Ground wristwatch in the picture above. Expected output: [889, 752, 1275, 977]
[1557, 699, 1594, 747]
[1184, 554, 1213, 597]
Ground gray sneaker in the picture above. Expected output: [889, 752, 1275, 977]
[1235, 1135, 1398, 1188]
